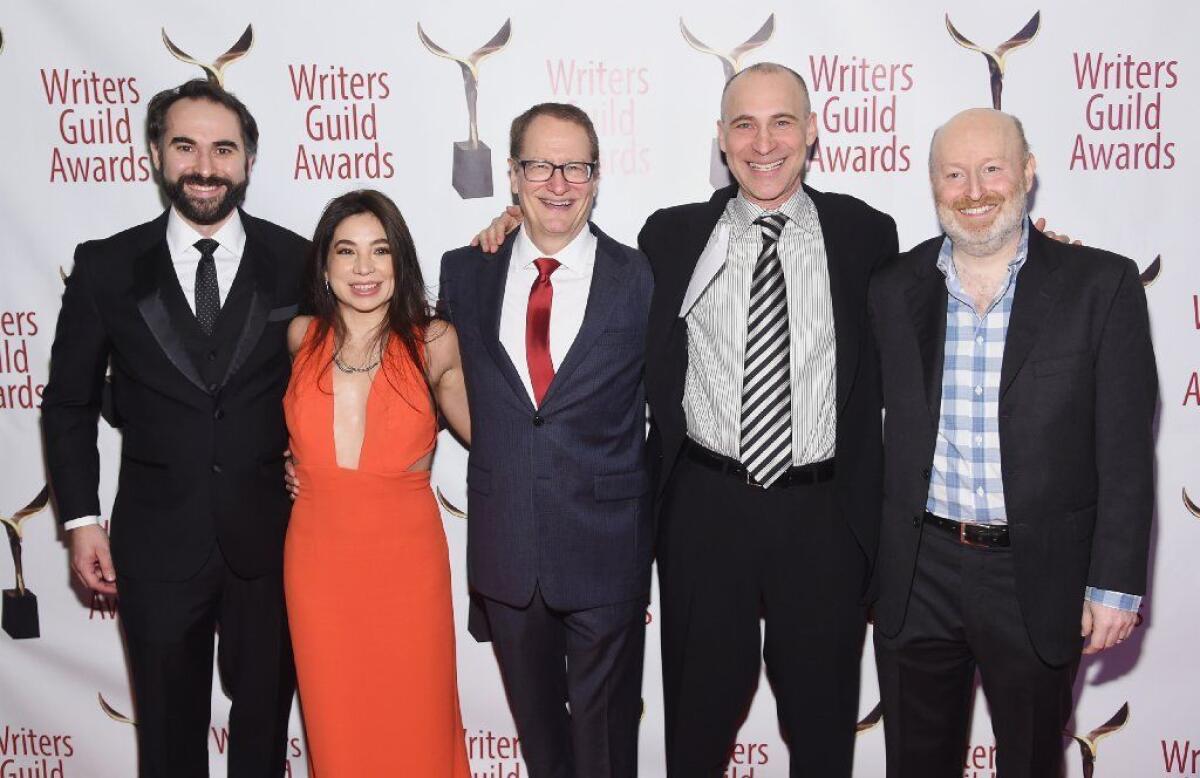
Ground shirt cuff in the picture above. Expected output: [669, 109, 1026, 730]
[63, 515, 102, 531]
[1085, 586, 1141, 613]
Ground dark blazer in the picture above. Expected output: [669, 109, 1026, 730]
[868, 223, 1156, 666]
[438, 224, 654, 612]
[42, 210, 308, 581]
[638, 184, 898, 574]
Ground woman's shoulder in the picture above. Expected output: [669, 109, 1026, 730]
[287, 315, 317, 356]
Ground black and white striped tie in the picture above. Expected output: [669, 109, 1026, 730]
[740, 212, 791, 487]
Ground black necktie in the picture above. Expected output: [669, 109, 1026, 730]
[193, 238, 221, 336]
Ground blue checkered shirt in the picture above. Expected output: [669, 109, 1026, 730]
[926, 221, 1139, 613]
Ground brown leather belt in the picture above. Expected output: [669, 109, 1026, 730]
[684, 440, 835, 488]
[923, 511, 1010, 548]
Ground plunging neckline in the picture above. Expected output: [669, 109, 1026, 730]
[330, 360, 382, 472]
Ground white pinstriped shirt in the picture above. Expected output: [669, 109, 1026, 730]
[683, 188, 837, 466]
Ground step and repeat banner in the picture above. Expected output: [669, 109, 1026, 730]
[1, 1, 1197, 776]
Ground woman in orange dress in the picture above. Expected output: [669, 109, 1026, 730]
[282, 189, 470, 776]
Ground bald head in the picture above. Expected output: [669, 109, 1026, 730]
[929, 108, 1036, 259]
[929, 108, 1029, 177]
[720, 62, 811, 120]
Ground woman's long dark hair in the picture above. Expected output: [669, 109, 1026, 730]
[299, 189, 432, 393]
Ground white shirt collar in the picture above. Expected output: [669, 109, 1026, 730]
[511, 223, 597, 276]
[166, 207, 247, 260]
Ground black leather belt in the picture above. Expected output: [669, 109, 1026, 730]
[683, 440, 835, 488]
[923, 511, 1010, 548]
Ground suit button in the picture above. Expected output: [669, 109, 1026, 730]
[921, 468, 931, 480]
[211, 463, 223, 474]
[214, 408, 225, 420]
[912, 514, 922, 527]
[532, 414, 544, 427]
[207, 383, 219, 393]
[206, 350, 217, 361]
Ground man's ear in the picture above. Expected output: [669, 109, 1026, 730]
[716, 120, 726, 154]
[1024, 153, 1037, 193]
[508, 159, 519, 196]
[246, 154, 256, 175]
[149, 142, 162, 172]
[805, 111, 819, 152]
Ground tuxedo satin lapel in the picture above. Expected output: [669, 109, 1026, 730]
[134, 240, 209, 394]
[810, 193, 857, 416]
[541, 227, 623, 407]
[906, 248, 948, 431]
[477, 237, 533, 410]
[1000, 229, 1063, 398]
[220, 234, 275, 387]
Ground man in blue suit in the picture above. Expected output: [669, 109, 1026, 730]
[439, 102, 653, 778]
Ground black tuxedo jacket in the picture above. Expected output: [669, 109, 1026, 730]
[42, 210, 309, 581]
[638, 184, 898, 573]
[439, 224, 654, 612]
[868, 224, 1156, 666]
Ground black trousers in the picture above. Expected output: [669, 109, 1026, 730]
[874, 527, 1079, 778]
[482, 588, 647, 778]
[116, 543, 295, 778]
[657, 454, 868, 777]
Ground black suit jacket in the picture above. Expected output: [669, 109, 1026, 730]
[868, 224, 1156, 666]
[439, 224, 654, 612]
[638, 184, 898, 576]
[42, 210, 309, 581]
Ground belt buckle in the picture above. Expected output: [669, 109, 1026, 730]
[958, 522, 987, 548]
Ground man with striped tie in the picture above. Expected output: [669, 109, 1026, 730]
[472, 64, 897, 775]
[638, 62, 898, 776]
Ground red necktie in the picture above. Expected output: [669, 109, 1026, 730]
[526, 257, 560, 406]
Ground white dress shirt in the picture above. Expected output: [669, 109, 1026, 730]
[498, 225, 597, 406]
[64, 209, 247, 531]
[682, 189, 837, 466]
[166, 207, 246, 312]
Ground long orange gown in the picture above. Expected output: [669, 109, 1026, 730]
[283, 323, 469, 776]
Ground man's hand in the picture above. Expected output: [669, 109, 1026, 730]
[1081, 600, 1138, 654]
[284, 449, 300, 500]
[469, 206, 523, 253]
[1034, 217, 1083, 246]
[69, 524, 117, 595]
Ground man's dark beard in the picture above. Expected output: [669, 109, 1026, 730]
[161, 173, 249, 225]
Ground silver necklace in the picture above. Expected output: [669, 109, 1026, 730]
[332, 346, 381, 374]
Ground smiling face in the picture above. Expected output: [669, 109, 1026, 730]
[150, 97, 252, 232]
[509, 114, 598, 255]
[931, 108, 1036, 258]
[718, 68, 817, 210]
[324, 212, 395, 316]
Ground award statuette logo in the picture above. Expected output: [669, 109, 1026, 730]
[2, 485, 50, 639]
[1184, 487, 1200, 518]
[436, 487, 467, 519]
[162, 24, 254, 87]
[99, 693, 137, 725]
[945, 11, 1041, 110]
[418, 19, 513, 199]
[1068, 703, 1129, 778]
[1140, 255, 1162, 286]
[680, 14, 775, 188]
[855, 701, 883, 735]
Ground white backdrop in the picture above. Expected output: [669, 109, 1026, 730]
[1, 1, 1197, 776]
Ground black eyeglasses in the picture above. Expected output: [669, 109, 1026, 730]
[516, 159, 596, 184]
